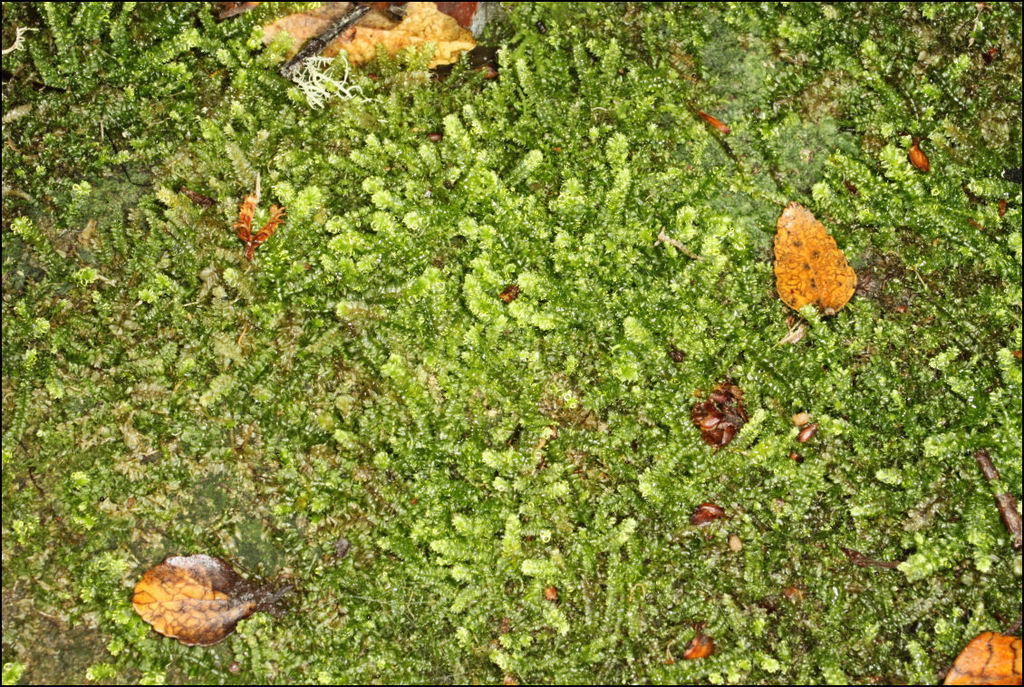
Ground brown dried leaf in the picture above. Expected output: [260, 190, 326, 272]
[944, 632, 1022, 685]
[264, 2, 476, 69]
[132, 555, 273, 646]
[498, 284, 520, 303]
[691, 383, 748, 449]
[774, 203, 857, 314]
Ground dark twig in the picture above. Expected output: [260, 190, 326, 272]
[1007, 613, 1022, 636]
[278, 5, 370, 80]
[974, 450, 1023, 550]
[840, 547, 900, 569]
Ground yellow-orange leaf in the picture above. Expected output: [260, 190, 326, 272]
[944, 632, 1022, 686]
[773, 202, 857, 314]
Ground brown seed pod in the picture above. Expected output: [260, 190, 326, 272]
[797, 423, 818, 443]
[544, 586, 558, 602]
[690, 502, 727, 526]
[909, 137, 930, 172]
[998, 198, 1007, 217]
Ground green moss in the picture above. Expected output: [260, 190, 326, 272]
[3, 2, 1022, 684]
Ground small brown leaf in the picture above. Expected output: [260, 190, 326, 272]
[944, 632, 1022, 685]
[683, 633, 714, 660]
[132, 554, 283, 646]
[498, 283, 520, 303]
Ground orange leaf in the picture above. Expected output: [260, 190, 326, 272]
[944, 632, 1022, 685]
[683, 633, 714, 660]
[773, 203, 857, 314]
[132, 554, 279, 646]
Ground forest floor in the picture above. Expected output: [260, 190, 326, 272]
[2, 3, 1021, 684]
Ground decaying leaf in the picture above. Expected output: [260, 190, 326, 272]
[264, 2, 476, 69]
[132, 554, 287, 646]
[234, 175, 285, 261]
[683, 632, 714, 660]
[498, 283, 519, 303]
[773, 202, 857, 314]
[944, 632, 1022, 685]
[691, 383, 748, 449]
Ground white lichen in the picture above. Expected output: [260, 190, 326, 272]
[2, 26, 38, 56]
[291, 54, 364, 109]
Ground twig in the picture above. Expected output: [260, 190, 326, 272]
[278, 5, 370, 80]
[840, 547, 900, 569]
[974, 450, 1023, 550]
[655, 228, 703, 260]
[775, 321, 807, 346]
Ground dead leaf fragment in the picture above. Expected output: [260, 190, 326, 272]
[683, 633, 714, 660]
[132, 554, 282, 646]
[773, 202, 857, 314]
[341, 2, 475, 67]
[944, 632, 1022, 685]
[498, 283, 520, 303]
[691, 383, 748, 449]
[264, 2, 476, 69]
